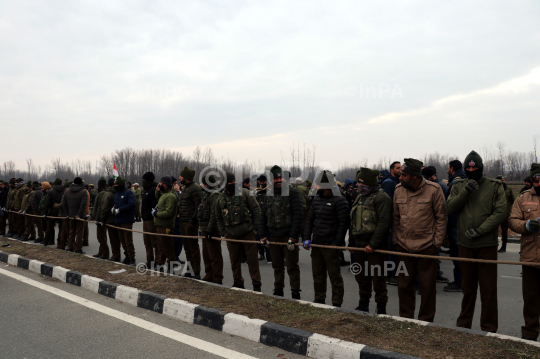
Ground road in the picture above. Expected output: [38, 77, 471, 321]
[0, 264, 306, 359]
[7, 222, 527, 338]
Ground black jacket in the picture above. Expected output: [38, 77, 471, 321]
[61, 184, 88, 218]
[303, 191, 350, 246]
[31, 189, 43, 211]
[44, 185, 65, 216]
[141, 182, 158, 222]
[259, 186, 304, 240]
[0, 187, 7, 208]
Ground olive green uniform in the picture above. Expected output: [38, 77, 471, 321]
[198, 190, 223, 283]
[132, 187, 142, 219]
[21, 188, 35, 239]
[154, 188, 178, 266]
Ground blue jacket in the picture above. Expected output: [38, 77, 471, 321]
[113, 187, 136, 224]
[381, 174, 400, 201]
[446, 168, 466, 229]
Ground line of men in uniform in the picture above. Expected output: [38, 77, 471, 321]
[0, 149, 539, 341]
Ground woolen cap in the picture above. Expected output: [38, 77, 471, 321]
[356, 167, 380, 186]
[401, 158, 423, 177]
[464, 150, 483, 169]
[530, 163, 540, 181]
[180, 166, 195, 181]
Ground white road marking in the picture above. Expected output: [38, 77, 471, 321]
[501, 276, 522, 280]
[0, 268, 257, 359]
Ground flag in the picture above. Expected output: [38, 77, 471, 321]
[113, 164, 119, 179]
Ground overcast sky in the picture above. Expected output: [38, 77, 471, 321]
[1, 1, 539, 172]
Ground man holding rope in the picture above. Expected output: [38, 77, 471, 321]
[446, 150, 506, 333]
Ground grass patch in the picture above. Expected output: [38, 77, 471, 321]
[1, 240, 539, 359]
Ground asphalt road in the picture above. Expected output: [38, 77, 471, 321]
[9, 222, 527, 338]
[0, 264, 307, 359]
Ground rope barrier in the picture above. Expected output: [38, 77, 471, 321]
[6, 210, 540, 267]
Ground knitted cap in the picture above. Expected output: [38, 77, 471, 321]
[160, 176, 173, 187]
[202, 174, 217, 187]
[401, 158, 423, 177]
[97, 177, 107, 187]
[114, 176, 126, 187]
[180, 166, 195, 181]
[32, 181, 40, 187]
[225, 172, 235, 183]
[73, 177, 83, 185]
[530, 163, 540, 181]
[54, 178, 62, 185]
[142, 172, 155, 182]
[356, 167, 380, 186]
[464, 150, 483, 169]
[107, 178, 115, 187]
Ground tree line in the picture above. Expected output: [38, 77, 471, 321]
[1, 140, 537, 185]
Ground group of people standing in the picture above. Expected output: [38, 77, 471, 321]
[0, 149, 539, 341]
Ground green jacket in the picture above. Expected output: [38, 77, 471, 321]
[21, 189, 35, 212]
[92, 189, 107, 222]
[132, 187, 142, 203]
[296, 185, 310, 208]
[213, 188, 261, 238]
[100, 187, 117, 224]
[446, 176, 507, 248]
[349, 188, 392, 249]
[259, 186, 304, 240]
[178, 181, 202, 223]
[504, 186, 514, 217]
[89, 188, 98, 207]
[199, 191, 220, 232]
[6, 187, 16, 209]
[154, 188, 178, 229]
[12, 184, 25, 211]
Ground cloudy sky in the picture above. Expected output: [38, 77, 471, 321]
[1, 1, 539, 172]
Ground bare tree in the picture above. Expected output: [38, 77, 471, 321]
[533, 135, 539, 163]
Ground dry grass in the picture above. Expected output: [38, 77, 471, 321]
[1, 240, 539, 359]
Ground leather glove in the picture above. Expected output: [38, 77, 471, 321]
[151, 208, 158, 217]
[287, 239, 296, 251]
[526, 219, 540, 232]
[465, 229, 480, 239]
[302, 239, 311, 250]
[465, 179, 479, 192]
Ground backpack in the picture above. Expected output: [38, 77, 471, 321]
[350, 189, 383, 236]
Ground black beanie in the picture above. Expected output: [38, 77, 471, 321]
[97, 177, 107, 187]
[464, 150, 483, 169]
[54, 178, 62, 186]
[107, 178, 115, 187]
[422, 166, 436, 178]
[73, 177, 83, 185]
[226, 172, 235, 183]
[142, 172, 155, 182]
[160, 176, 173, 187]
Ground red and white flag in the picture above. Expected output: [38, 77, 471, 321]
[113, 164, 119, 179]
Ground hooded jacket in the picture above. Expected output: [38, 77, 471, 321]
[61, 183, 89, 218]
[381, 173, 400, 201]
[153, 187, 178, 229]
[303, 190, 350, 246]
[446, 176, 506, 248]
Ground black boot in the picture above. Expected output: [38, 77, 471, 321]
[128, 257, 136, 266]
[273, 289, 284, 297]
[253, 281, 262, 292]
[93, 253, 102, 258]
[292, 292, 301, 300]
[376, 304, 387, 315]
[498, 244, 506, 253]
[121, 257, 130, 264]
[355, 301, 370, 312]
[313, 300, 325, 304]
[232, 281, 245, 289]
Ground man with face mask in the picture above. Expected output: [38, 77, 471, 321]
[303, 170, 349, 307]
[393, 158, 447, 322]
[20, 181, 35, 241]
[213, 172, 262, 291]
[259, 166, 304, 298]
[509, 163, 540, 341]
[61, 177, 89, 254]
[446, 150, 507, 333]
[495, 175, 514, 253]
[349, 168, 392, 314]
[154, 176, 181, 274]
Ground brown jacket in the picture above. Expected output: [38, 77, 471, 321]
[508, 188, 540, 263]
[392, 178, 447, 253]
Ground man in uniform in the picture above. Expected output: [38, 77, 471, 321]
[153, 176, 178, 273]
[303, 170, 349, 307]
[349, 168, 392, 314]
[5, 179, 17, 238]
[132, 183, 142, 222]
[260, 166, 304, 298]
[88, 184, 98, 207]
[496, 175, 514, 253]
[141, 172, 161, 268]
[30, 181, 44, 243]
[509, 163, 540, 341]
[112, 177, 136, 265]
[521, 176, 532, 194]
[62, 177, 89, 254]
[255, 174, 271, 263]
[20, 181, 35, 241]
[446, 150, 506, 333]
[43, 179, 65, 246]
[0, 181, 7, 236]
[177, 166, 202, 279]
[91, 177, 109, 259]
[212, 172, 262, 291]
[199, 174, 224, 284]
[100, 178, 121, 261]
[13, 178, 26, 239]
[393, 158, 447, 322]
